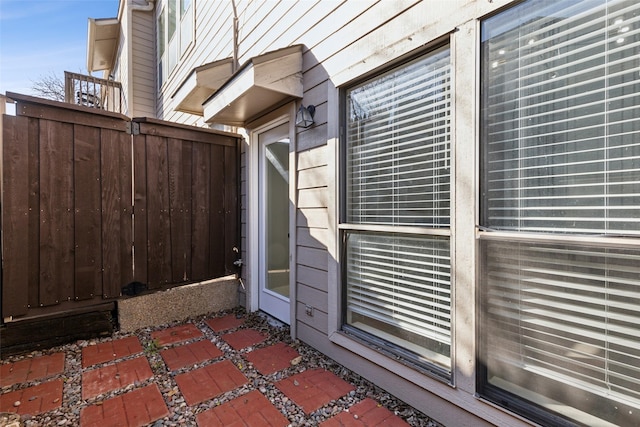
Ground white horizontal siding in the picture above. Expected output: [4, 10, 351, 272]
[158, 0, 233, 123]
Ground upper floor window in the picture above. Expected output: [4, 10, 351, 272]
[479, 1, 640, 426]
[158, 0, 194, 87]
[341, 46, 453, 379]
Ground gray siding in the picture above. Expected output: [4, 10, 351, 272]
[131, 10, 155, 117]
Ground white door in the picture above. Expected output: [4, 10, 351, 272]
[257, 123, 290, 323]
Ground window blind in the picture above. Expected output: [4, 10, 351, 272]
[480, 1, 640, 425]
[343, 46, 452, 374]
[483, 240, 640, 426]
[347, 47, 451, 227]
[346, 232, 451, 347]
[482, 0, 640, 235]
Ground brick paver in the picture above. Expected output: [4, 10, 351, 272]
[222, 328, 267, 350]
[150, 323, 203, 346]
[175, 359, 248, 406]
[82, 336, 142, 368]
[0, 379, 63, 416]
[195, 389, 289, 427]
[0, 352, 65, 387]
[244, 342, 300, 375]
[320, 398, 410, 426]
[205, 314, 245, 332]
[161, 339, 223, 371]
[80, 383, 168, 427]
[276, 368, 355, 414]
[82, 356, 153, 400]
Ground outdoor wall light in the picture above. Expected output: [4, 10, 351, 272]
[296, 104, 315, 128]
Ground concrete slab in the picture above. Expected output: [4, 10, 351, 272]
[117, 276, 238, 332]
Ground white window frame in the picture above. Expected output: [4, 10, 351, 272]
[330, 44, 455, 382]
[157, 0, 195, 89]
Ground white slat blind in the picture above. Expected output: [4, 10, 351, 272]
[343, 46, 452, 373]
[481, 1, 640, 425]
[483, 240, 640, 425]
[346, 233, 451, 345]
[482, 0, 640, 235]
[347, 47, 451, 227]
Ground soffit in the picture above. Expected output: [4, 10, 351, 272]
[172, 58, 235, 116]
[203, 45, 303, 126]
[87, 18, 119, 73]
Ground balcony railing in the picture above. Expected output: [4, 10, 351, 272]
[64, 71, 124, 114]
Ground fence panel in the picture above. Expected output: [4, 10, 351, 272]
[133, 118, 240, 288]
[2, 96, 130, 319]
[2, 95, 240, 321]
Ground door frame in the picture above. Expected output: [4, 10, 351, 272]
[247, 106, 297, 326]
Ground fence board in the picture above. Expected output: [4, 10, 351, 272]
[224, 145, 239, 274]
[39, 119, 75, 306]
[117, 129, 133, 291]
[74, 124, 102, 300]
[11, 92, 128, 131]
[168, 138, 192, 283]
[133, 134, 148, 285]
[101, 128, 133, 298]
[2, 115, 30, 317]
[135, 118, 237, 145]
[210, 144, 225, 278]
[27, 117, 41, 310]
[146, 134, 172, 288]
[191, 142, 211, 281]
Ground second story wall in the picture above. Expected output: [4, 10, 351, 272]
[130, 6, 156, 117]
[157, 0, 234, 123]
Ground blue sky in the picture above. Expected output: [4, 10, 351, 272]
[0, 0, 119, 96]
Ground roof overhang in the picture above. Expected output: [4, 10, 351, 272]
[172, 58, 235, 116]
[203, 45, 304, 126]
[87, 17, 119, 73]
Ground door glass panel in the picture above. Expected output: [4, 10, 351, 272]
[265, 139, 289, 297]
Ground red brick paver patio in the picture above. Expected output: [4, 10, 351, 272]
[276, 368, 356, 414]
[0, 311, 419, 426]
[160, 339, 223, 371]
[82, 336, 143, 368]
[245, 342, 300, 375]
[175, 359, 248, 406]
[0, 353, 65, 387]
[80, 384, 169, 427]
[205, 313, 245, 332]
[0, 379, 63, 416]
[222, 328, 267, 350]
[151, 323, 203, 346]
[319, 398, 411, 426]
[82, 356, 154, 399]
[196, 389, 289, 427]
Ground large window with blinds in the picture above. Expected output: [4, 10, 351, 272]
[341, 46, 452, 377]
[479, 1, 640, 426]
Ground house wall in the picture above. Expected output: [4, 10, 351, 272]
[110, 0, 156, 117]
[135, 1, 538, 426]
[114, 1, 130, 115]
[157, 0, 234, 123]
[130, 8, 156, 117]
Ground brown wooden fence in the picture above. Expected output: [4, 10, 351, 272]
[2, 93, 240, 321]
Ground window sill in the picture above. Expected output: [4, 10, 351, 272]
[329, 328, 453, 389]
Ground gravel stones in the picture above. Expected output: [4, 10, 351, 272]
[1, 308, 442, 427]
